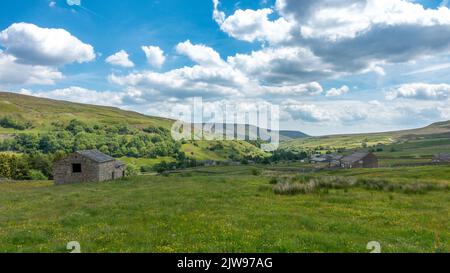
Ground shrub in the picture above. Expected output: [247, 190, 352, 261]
[251, 168, 261, 176]
[29, 170, 47, 180]
[125, 163, 140, 177]
[269, 177, 278, 184]
[0, 116, 33, 130]
[140, 165, 154, 173]
[273, 182, 317, 195]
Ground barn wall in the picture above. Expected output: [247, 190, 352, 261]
[341, 153, 379, 169]
[363, 154, 379, 168]
[53, 154, 100, 185]
[54, 153, 126, 185]
[98, 161, 126, 182]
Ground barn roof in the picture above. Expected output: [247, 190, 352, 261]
[434, 153, 450, 161]
[77, 150, 115, 163]
[312, 154, 343, 161]
[341, 152, 370, 163]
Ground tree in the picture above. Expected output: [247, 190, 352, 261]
[125, 163, 140, 177]
[29, 170, 47, 180]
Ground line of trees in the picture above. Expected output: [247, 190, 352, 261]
[0, 153, 55, 180]
[0, 116, 33, 130]
[0, 119, 182, 159]
[152, 149, 309, 174]
[0, 118, 312, 179]
[0, 119, 185, 180]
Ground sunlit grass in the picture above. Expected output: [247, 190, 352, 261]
[0, 165, 448, 253]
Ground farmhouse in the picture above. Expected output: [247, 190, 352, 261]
[340, 152, 378, 168]
[54, 150, 126, 185]
[310, 154, 343, 166]
[310, 154, 329, 163]
[432, 153, 450, 163]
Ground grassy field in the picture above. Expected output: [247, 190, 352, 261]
[281, 134, 394, 152]
[119, 156, 176, 170]
[0, 164, 448, 253]
[281, 120, 450, 155]
[375, 137, 450, 166]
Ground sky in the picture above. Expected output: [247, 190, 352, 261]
[1, 0, 450, 136]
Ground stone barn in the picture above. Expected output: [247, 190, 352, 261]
[54, 150, 126, 185]
[340, 152, 378, 169]
[432, 153, 450, 163]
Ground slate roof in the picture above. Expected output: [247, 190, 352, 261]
[433, 153, 450, 161]
[77, 150, 115, 163]
[311, 154, 343, 162]
[341, 152, 370, 163]
[311, 154, 329, 162]
[328, 154, 343, 160]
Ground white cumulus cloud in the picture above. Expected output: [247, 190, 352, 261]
[0, 51, 63, 86]
[0, 22, 95, 66]
[386, 83, 450, 100]
[211, 0, 450, 82]
[142, 46, 166, 68]
[217, 8, 293, 44]
[106, 50, 134, 68]
[176, 40, 226, 67]
[326, 85, 349, 97]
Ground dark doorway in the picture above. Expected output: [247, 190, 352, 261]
[72, 164, 82, 173]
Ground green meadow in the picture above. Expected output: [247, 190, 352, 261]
[1, 92, 449, 253]
[0, 164, 448, 253]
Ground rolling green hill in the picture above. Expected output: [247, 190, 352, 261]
[282, 120, 450, 151]
[281, 120, 450, 166]
[0, 92, 307, 140]
[4, 91, 449, 167]
[0, 92, 268, 164]
[0, 92, 276, 164]
[0, 92, 174, 134]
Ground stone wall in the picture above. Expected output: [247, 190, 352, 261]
[341, 154, 379, 169]
[54, 154, 126, 185]
[54, 154, 99, 185]
[98, 161, 126, 182]
[362, 153, 379, 168]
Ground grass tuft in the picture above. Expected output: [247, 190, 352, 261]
[273, 176, 448, 195]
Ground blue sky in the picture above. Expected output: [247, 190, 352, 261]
[1, 0, 450, 135]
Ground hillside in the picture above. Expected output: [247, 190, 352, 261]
[0, 92, 174, 134]
[282, 120, 450, 151]
[0, 92, 307, 139]
[0, 92, 312, 166]
[281, 120, 450, 166]
[0, 92, 267, 166]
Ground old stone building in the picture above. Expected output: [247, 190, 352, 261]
[432, 153, 450, 163]
[54, 150, 126, 185]
[340, 152, 378, 168]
